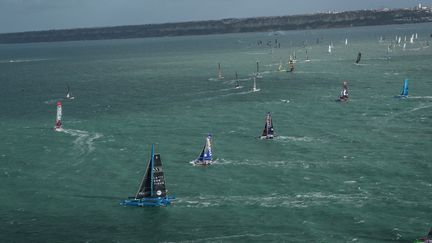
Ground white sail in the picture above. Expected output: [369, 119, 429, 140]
[328, 45, 332, 53]
[345, 38, 348, 45]
[55, 101, 63, 131]
[252, 76, 260, 92]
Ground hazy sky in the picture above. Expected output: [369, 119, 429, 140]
[0, 0, 431, 33]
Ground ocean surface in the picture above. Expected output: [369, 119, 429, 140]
[1, 23, 431, 242]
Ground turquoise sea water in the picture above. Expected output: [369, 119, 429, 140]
[1, 23, 431, 242]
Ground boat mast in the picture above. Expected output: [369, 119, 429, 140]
[150, 144, 154, 197]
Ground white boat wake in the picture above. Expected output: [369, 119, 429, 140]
[61, 129, 103, 155]
[175, 191, 368, 208]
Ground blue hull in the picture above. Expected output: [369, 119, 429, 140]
[120, 196, 175, 207]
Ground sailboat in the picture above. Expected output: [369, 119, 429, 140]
[260, 112, 274, 139]
[54, 101, 63, 131]
[252, 76, 260, 92]
[217, 63, 224, 80]
[235, 72, 241, 89]
[305, 49, 310, 62]
[328, 45, 332, 54]
[192, 134, 213, 166]
[65, 85, 75, 100]
[355, 52, 362, 64]
[286, 55, 295, 72]
[277, 59, 284, 71]
[413, 228, 432, 243]
[396, 79, 409, 98]
[338, 81, 349, 102]
[255, 60, 263, 79]
[345, 38, 348, 46]
[121, 144, 175, 207]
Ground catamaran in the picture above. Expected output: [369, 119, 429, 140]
[260, 112, 275, 139]
[413, 228, 432, 243]
[54, 101, 63, 131]
[217, 63, 224, 80]
[396, 79, 409, 98]
[355, 52, 362, 64]
[192, 134, 213, 166]
[121, 144, 175, 207]
[65, 85, 75, 100]
[252, 76, 260, 92]
[338, 81, 349, 102]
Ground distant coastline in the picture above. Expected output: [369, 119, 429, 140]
[1, 8, 432, 44]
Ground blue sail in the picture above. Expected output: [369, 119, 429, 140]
[194, 134, 213, 165]
[401, 79, 409, 97]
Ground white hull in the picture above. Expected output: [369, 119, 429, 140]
[54, 127, 63, 132]
[260, 135, 274, 139]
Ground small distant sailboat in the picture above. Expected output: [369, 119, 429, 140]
[277, 59, 284, 72]
[252, 76, 260, 92]
[403, 43, 407, 50]
[410, 34, 415, 44]
[287, 56, 295, 72]
[54, 101, 63, 131]
[396, 79, 409, 98]
[355, 52, 362, 64]
[260, 112, 275, 139]
[192, 134, 213, 166]
[305, 49, 310, 62]
[121, 144, 175, 207]
[255, 60, 263, 79]
[65, 85, 75, 100]
[217, 63, 224, 80]
[345, 38, 348, 46]
[338, 81, 349, 102]
[234, 72, 241, 89]
[328, 44, 332, 54]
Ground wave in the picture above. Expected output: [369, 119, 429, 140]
[175, 191, 368, 208]
[274, 135, 320, 143]
[179, 232, 292, 242]
[0, 58, 50, 64]
[407, 96, 432, 99]
[216, 158, 313, 169]
[61, 129, 103, 155]
[408, 104, 432, 112]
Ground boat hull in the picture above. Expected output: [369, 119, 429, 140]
[260, 135, 274, 139]
[193, 160, 213, 166]
[121, 196, 175, 207]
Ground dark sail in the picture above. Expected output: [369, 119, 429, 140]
[135, 158, 152, 199]
[135, 151, 166, 199]
[261, 112, 274, 137]
[152, 154, 166, 197]
[355, 52, 361, 64]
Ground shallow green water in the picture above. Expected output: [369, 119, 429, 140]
[0, 23, 431, 242]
